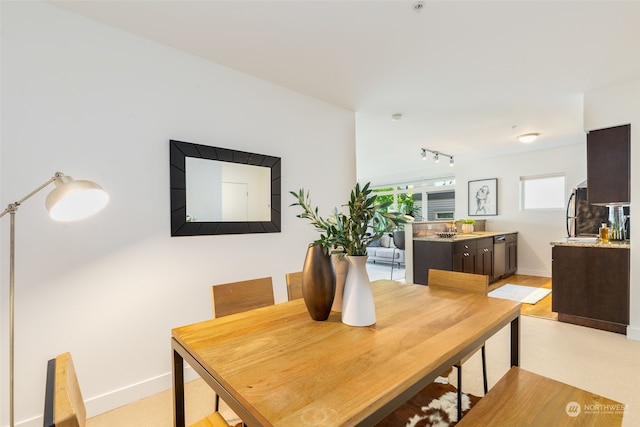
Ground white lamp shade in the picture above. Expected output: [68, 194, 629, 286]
[45, 177, 109, 222]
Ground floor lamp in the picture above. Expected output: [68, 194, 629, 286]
[1, 172, 109, 427]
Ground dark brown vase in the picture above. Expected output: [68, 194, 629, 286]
[301, 244, 336, 321]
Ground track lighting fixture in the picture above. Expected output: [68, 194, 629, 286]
[420, 148, 454, 166]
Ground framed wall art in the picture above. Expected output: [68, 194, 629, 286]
[468, 178, 497, 216]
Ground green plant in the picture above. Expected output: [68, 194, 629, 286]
[338, 183, 409, 255]
[290, 182, 411, 256]
[289, 188, 340, 253]
[461, 218, 476, 224]
[372, 191, 415, 216]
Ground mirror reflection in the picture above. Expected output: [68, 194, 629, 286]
[186, 158, 271, 222]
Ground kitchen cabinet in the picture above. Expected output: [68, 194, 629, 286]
[453, 240, 476, 273]
[452, 237, 493, 276]
[413, 235, 508, 285]
[474, 238, 494, 277]
[505, 233, 517, 276]
[552, 244, 629, 334]
[587, 124, 630, 205]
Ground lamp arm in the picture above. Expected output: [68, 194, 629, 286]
[0, 172, 63, 219]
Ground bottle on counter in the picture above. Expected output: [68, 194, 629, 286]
[608, 206, 626, 241]
[599, 223, 610, 243]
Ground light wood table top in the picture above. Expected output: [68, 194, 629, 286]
[172, 280, 521, 427]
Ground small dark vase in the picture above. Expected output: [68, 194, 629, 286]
[301, 244, 336, 321]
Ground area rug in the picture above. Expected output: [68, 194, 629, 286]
[376, 376, 481, 426]
[488, 284, 551, 305]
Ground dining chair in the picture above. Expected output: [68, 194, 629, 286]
[211, 277, 275, 318]
[427, 268, 490, 421]
[43, 352, 233, 427]
[285, 271, 303, 301]
[211, 277, 275, 424]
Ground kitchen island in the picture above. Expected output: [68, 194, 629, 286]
[410, 230, 518, 285]
[550, 238, 630, 334]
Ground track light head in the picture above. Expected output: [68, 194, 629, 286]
[420, 147, 453, 166]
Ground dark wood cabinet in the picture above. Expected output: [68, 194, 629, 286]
[453, 240, 477, 273]
[552, 245, 629, 334]
[587, 124, 630, 205]
[475, 238, 494, 278]
[413, 240, 453, 285]
[413, 235, 507, 285]
[506, 234, 517, 276]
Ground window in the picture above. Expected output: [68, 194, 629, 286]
[520, 174, 565, 210]
[372, 177, 454, 220]
[435, 212, 454, 220]
[372, 186, 414, 215]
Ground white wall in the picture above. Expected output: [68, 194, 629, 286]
[0, 2, 356, 426]
[454, 143, 587, 276]
[584, 76, 640, 340]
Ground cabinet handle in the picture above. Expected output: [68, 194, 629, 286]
[484, 248, 489, 252]
[464, 252, 470, 257]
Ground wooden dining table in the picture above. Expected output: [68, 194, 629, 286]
[172, 279, 521, 427]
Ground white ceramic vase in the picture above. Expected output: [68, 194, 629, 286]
[331, 254, 349, 313]
[341, 255, 376, 326]
[462, 224, 474, 234]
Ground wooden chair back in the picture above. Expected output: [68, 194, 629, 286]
[44, 353, 233, 427]
[44, 352, 86, 427]
[285, 272, 303, 301]
[428, 269, 489, 295]
[211, 277, 275, 318]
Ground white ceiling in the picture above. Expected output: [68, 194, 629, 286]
[49, 0, 640, 184]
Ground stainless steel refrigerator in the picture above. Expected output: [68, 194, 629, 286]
[566, 182, 609, 237]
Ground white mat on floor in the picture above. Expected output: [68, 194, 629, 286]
[488, 284, 551, 304]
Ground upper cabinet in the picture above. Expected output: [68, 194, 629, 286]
[587, 124, 631, 205]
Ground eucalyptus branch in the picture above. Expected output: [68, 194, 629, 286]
[289, 189, 339, 253]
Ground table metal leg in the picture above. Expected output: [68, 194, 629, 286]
[510, 316, 520, 367]
[173, 348, 186, 427]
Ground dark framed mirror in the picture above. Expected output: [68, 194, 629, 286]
[170, 140, 281, 236]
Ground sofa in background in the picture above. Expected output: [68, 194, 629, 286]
[366, 232, 405, 266]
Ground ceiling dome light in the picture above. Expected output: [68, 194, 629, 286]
[391, 113, 403, 121]
[518, 133, 540, 143]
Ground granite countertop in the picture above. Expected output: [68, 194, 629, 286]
[550, 237, 630, 249]
[414, 231, 516, 242]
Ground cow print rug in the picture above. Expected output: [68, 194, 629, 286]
[376, 375, 481, 427]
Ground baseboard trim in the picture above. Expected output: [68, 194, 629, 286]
[627, 325, 640, 341]
[558, 313, 627, 335]
[85, 365, 200, 417]
[514, 268, 550, 277]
